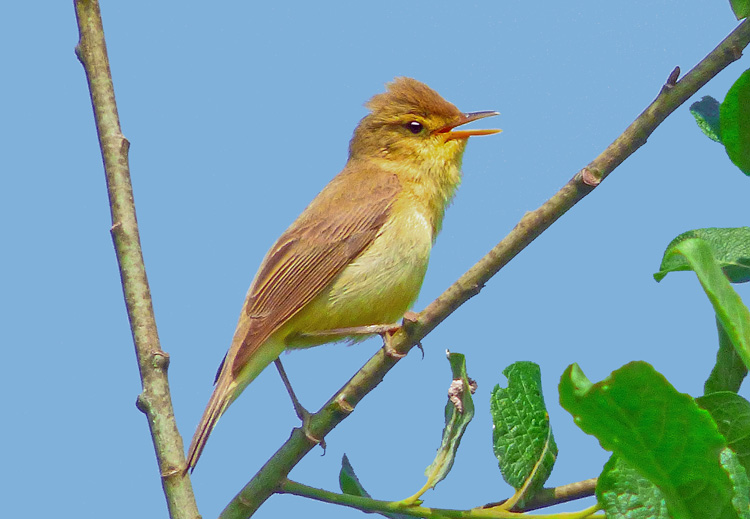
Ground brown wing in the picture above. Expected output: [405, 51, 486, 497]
[229, 162, 401, 377]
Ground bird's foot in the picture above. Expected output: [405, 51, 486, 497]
[384, 311, 422, 358]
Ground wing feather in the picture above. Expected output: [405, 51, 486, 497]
[229, 163, 401, 377]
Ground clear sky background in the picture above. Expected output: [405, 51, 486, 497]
[3, 2, 749, 518]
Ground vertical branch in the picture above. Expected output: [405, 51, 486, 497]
[73, 1, 198, 517]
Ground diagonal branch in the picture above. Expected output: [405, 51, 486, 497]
[73, 1, 198, 517]
[220, 19, 750, 519]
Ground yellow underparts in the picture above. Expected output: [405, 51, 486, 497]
[286, 141, 466, 348]
[283, 196, 433, 348]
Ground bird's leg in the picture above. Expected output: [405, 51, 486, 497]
[274, 358, 326, 449]
[274, 358, 308, 422]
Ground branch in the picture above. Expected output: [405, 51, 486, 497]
[280, 479, 600, 519]
[483, 478, 598, 512]
[73, 1, 198, 517]
[220, 19, 750, 519]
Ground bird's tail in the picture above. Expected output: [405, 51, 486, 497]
[185, 332, 289, 472]
[185, 376, 236, 473]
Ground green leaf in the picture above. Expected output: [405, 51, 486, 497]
[490, 361, 557, 503]
[697, 392, 750, 475]
[706, 318, 748, 394]
[560, 361, 736, 519]
[729, 0, 750, 20]
[721, 68, 750, 175]
[339, 455, 411, 519]
[654, 236, 750, 371]
[423, 351, 476, 490]
[690, 95, 723, 142]
[340, 454, 371, 498]
[654, 228, 750, 283]
[597, 456, 669, 519]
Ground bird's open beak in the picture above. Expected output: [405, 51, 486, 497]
[439, 111, 501, 141]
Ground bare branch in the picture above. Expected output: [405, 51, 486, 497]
[73, 1, 198, 517]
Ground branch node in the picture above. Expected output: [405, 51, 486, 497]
[298, 423, 326, 449]
[161, 465, 182, 480]
[135, 393, 149, 414]
[400, 311, 422, 344]
[666, 66, 680, 87]
[580, 167, 602, 187]
[402, 310, 419, 324]
[335, 395, 355, 414]
[151, 350, 170, 370]
[659, 66, 681, 95]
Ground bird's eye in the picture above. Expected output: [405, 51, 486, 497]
[405, 121, 424, 134]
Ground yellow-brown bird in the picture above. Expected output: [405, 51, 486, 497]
[186, 77, 499, 471]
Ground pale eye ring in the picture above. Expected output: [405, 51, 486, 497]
[405, 121, 423, 134]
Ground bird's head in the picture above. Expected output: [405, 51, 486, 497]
[349, 77, 500, 169]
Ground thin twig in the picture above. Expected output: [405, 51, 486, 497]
[220, 19, 750, 519]
[483, 478, 598, 512]
[73, 1, 199, 518]
[280, 479, 600, 519]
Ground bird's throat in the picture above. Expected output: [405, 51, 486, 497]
[368, 140, 466, 238]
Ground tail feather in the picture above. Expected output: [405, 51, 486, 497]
[185, 378, 235, 473]
[185, 332, 287, 472]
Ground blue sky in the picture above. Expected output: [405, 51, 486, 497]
[3, 2, 749, 518]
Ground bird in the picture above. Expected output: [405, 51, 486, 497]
[186, 77, 500, 472]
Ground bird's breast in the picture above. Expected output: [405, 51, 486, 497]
[284, 201, 434, 347]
